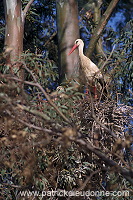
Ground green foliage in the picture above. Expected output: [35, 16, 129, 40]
[106, 20, 133, 105]
[22, 0, 56, 53]
[22, 51, 59, 90]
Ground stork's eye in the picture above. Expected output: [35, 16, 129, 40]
[75, 40, 78, 44]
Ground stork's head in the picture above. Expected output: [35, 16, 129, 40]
[68, 39, 84, 55]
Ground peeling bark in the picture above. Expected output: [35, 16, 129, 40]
[3, 0, 34, 75]
[4, 0, 23, 67]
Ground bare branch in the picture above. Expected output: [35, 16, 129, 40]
[17, 118, 53, 133]
[75, 138, 133, 185]
[95, 45, 116, 76]
[43, 32, 57, 47]
[22, 0, 35, 21]
[86, 0, 120, 57]
[17, 104, 51, 121]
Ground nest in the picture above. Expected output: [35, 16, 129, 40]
[0, 78, 133, 194]
[76, 98, 133, 148]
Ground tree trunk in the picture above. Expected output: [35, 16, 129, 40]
[94, 0, 104, 63]
[56, 0, 80, 84]
[3, 0, 24, 69]
[3, 0, 34, 79]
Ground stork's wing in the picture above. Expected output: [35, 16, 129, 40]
[80, 55, 107, 96]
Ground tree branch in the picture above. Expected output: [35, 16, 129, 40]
[17, 104, 51, 121]
[2, 62, 71, 124]
[22, 0, 35, 21]
[78, 169, 100, 191]
[86, 0, 120, 58]
[43, 32, 57, 47]
[75, 138, 133, 185]
[23, 63, 71, 123]
[95, 45, 116, 76]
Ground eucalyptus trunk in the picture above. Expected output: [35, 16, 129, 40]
[94, 0, 104, 63]
[56, 0, 80, 83]
[3, 0, 24, 68]
[3, 0, 34, 78]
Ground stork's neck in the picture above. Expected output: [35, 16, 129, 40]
[78, 44, 84, 57]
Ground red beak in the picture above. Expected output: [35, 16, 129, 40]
[68, 44, 78, 55]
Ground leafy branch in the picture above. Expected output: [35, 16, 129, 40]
[1, 62, 71, 123]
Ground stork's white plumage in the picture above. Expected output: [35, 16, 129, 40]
[68, 39, 107, 98]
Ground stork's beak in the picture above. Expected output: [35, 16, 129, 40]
[68, 44, 78, 55]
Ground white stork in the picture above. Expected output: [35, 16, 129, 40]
[68, 39, 107, 99]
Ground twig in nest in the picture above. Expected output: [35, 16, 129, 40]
[89, 90, 117, 139]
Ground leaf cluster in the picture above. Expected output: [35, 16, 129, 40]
[105, 20, 133, 105]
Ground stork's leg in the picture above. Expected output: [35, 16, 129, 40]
[84, 84, 97, 99]
[85, 86, 89, 95]
[83, 86, 89, 99]
[84, 83, 98, 99]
